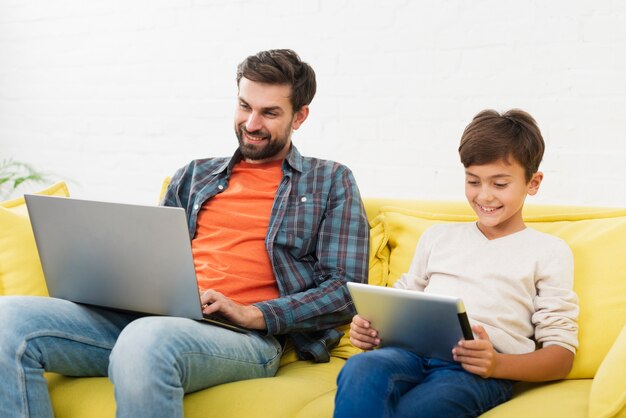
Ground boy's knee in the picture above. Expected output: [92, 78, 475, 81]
[342, 348, 407, 374]
[338, 352, 384, 387]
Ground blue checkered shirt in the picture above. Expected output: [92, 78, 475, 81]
[161, 146, 369, 362]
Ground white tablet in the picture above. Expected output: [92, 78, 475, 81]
[347, 282, 473, 362]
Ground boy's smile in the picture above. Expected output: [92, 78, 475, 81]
[465, 158, 543, 240]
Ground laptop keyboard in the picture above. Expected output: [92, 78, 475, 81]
[201, 313, 249, 333]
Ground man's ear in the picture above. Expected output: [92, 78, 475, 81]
[291, 105, 309, 130]
[527, 171, 544, 196]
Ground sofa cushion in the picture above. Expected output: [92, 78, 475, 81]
[480, 380, 592, 418]
[185, 358, 345, 417]
[589, 325, 626, 418]
[529, 214, 626, 379]
[295, 390, 336, 418]
[370, 207, 472, 287]
[47, 373, 115, 417]
[0, 182, 69, 296]
[367, 215, 389, 287]
[370, 204, 626, 379]
[47, 357, 346, 418]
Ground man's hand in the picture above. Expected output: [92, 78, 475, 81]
[200, 289, 266, 330]
[452, 324, 499, 378]
[349, 314, 381, 350]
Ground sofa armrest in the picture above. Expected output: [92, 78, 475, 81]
[589, 324, 626, 418]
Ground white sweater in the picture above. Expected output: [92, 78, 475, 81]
[394, 222, 579, 355]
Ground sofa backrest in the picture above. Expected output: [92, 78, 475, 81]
[364, 198, 626, 380]
[0, 182, 70, 297]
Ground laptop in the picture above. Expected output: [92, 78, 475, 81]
[347, 282, 473, 362]
[25, 194, 248, 333]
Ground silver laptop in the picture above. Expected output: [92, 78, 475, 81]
[347, 282, 473, 362]
[25, 194, 248, 333]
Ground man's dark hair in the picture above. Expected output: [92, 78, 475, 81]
[236, 49, 316, 112]
[458, 109, 545, 182]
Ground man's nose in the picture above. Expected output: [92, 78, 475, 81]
[245, 112, 262, 132]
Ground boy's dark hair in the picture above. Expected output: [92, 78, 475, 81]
[236, 49, 316, 112]
[458, 109, 545, 182]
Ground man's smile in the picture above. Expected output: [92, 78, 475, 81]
[241, 127, 270, 143]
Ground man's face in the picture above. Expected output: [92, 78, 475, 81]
[234, 78, 308, 163]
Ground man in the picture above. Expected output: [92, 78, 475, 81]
[0, 49, 369, 418]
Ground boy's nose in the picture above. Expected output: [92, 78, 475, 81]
[478, 186, 494, 202]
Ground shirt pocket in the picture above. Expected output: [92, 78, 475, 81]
[275, 192, 327, 259]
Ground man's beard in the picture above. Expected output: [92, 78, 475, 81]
[236, 124, 292, 161]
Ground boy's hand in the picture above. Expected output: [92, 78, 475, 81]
[452, 325, 500, 378]
[349, 314, 381, 350]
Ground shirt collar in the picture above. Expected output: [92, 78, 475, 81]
[284, 145, 303, 173]
[210, 145, 304, 177]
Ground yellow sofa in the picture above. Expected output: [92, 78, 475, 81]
[1, 183, 625, 418]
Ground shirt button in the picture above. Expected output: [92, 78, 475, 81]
[218, 185, 224, 191]
[193, 204, 199, 210]
[300, 196, 307, 202]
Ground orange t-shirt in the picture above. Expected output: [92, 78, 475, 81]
[192, 159, 282, 305]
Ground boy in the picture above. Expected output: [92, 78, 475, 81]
[334, 109, 579, 418]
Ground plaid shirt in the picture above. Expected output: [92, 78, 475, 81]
[161, 146, 369, 362]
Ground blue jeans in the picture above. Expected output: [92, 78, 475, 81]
[0, 296, 282, 418]
[334, 347, 514, 418]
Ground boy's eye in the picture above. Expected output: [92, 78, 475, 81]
[466, 180, 479, 186]
[494, 183, 509, 188]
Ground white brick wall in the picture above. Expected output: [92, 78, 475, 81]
[1, 0, 625, 207]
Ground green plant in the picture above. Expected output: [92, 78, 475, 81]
[0, 159, 49, 200]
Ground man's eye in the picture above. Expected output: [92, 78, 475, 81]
[239, 103, 250, 110]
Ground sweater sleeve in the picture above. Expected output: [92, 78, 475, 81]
[532, 239, 579, 353]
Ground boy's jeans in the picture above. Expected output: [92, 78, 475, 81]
[334, 346, 514, 418]
[0, 296, 282, 418]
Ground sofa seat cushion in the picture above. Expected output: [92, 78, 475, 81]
[481, 380, 591, 418]
[290, 379, 594, 418]
[185, 357, 344, 417]
[295, 390, 336, 418]
[47, 357, 346, 418]
[48, 374, 116, 417]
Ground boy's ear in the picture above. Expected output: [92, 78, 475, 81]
[527, 171, 543, 196]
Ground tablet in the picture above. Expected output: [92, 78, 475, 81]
[347, 282, 473, 362]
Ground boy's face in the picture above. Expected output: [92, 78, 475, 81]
[464, 158, 543, 240]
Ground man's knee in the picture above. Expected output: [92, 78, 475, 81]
[0, 297, 42, 345]
[108, 317, 176, 393]
[110, 317, 170, 365]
